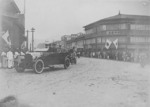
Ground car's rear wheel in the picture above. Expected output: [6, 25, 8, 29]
[33, 59, 44, 74]
[64, 58, 70, 69]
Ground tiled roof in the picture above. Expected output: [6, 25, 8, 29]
[84, 13, 150, 28]
[0, 0, 20, 14]
[102, 14, 150, 21]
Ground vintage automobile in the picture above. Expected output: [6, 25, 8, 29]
[14, 48, 76, 74]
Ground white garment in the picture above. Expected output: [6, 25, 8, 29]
[1, 52, 6, 56]
[7, 60, 13, 68]
[93, 52, 95, 56]
[26, 51, 30, 54]
[1, 52, 7, 68]
[21, 52, 25, 55]
[7, 51, 14, 68]
[14, 52, 20, 58]
[7, 51, 13, 60]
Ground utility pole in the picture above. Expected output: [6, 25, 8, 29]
[31, 27, 35, 51]
[30, 43, 32, 51]
[26, 30, 29, 50]
[24, 0, 26, 15]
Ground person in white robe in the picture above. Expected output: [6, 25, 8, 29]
[7, 50, 14, 68]
[14, 51, 20, 59]
[20, 51, 25, 55]
[1, 51, 8, 68]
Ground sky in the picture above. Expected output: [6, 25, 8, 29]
[12, 0, 150, 44]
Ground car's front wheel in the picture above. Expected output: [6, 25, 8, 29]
[14, 62, 25, 73]
[33, 59, 44, 74]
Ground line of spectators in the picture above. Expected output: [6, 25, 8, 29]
[0, 48, 25, 69]
[78, 50, 150, 63]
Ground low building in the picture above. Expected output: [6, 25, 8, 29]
[61, 33, 84, 49]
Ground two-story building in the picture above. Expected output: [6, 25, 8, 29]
[66, 13, 150, 57]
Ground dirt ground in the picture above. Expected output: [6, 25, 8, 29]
[0, 58, 149, 107]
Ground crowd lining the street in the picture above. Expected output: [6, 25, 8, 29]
[78, 50, 150, 63]
[0, 48, 25, 69]
[0, 47, 150, 69]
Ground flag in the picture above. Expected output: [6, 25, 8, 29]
[9, 14, 26, 50]
[21, 41, 26, 49]
[2, 30, 11, 46]
[113, 39, 118, 49]
[105, 39, 112, 49]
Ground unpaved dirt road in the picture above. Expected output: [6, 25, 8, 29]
[0, 58, 149, 107]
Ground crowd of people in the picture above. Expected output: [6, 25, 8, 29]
[78, 50, 150, 63]
[0, 47, 149, 69]
[0, 48, 25, 69]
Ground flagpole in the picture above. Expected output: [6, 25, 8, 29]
[24, 0, 28, 50]
[24, 0, 26, 29]
[24, 0, 26, 15]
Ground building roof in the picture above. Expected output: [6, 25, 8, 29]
[0, 0, 20, 16]
[102, 13, 150, 21]
[84, 13, 150, 29]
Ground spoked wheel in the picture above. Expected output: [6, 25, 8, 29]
[71, 57, 77, 64]
[64, 58, 70, 69]
[14, 62, 25, 73]
[33, 59, 44, 74]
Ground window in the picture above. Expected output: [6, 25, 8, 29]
[97, 26, 103, 32]
[147, 37, 150, 42]
[120, 24, 127, 29]
[102, 38, 106, 43]
[86, 29, 93, 34]
[85, 27, 97, 34]
[130, 24, 150, 30]
[131, 24, 136, 29]
[130, 37, 146, 43]
[97, 25, 107, 31]
[77, 41, 83, 48]
[106, 24, 127, 30]
[106, 25, 115, 30]
[85, 38, 96, 44]
[118, 37, 126, 43]
[85, 39, 91, 45]
[91, 38, 96, 44]
[72, 42, 76, 47]
[77, 41, 83, 46]
[102, 25, 106, 30]
[146, 25, 150, 30]
[106, 31, 120, 35]
[97, 37, 101, 43]
[97, 24, 127, 32]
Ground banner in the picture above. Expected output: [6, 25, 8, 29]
[1, 14, 26, 50]
[105, 39, 112, 49]
[113, 39, 118, 49]
[21, 41, 26, 50]
[2, 30, 11, 46]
